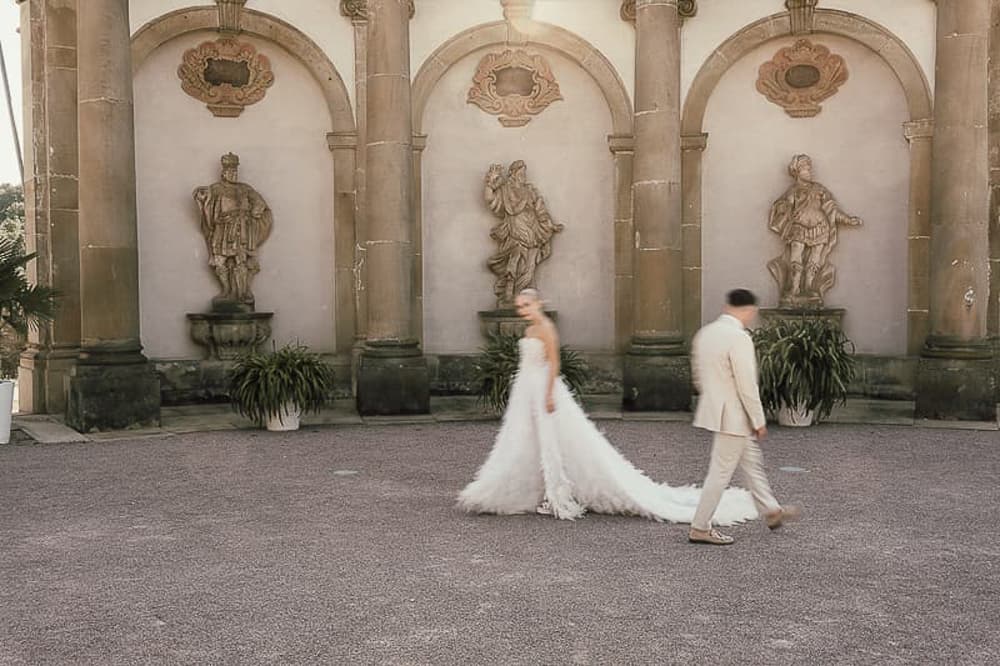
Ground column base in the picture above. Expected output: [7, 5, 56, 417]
[623, 337, 691, 412]
[915, 337, 996, 421]
[356, 340, 430, 416]
[66, 357, 161, 433]
[17, 344, 79, 414]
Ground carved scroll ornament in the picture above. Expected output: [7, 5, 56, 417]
[467, 49, 563, 127]
[756, 39, 848, 118]
[178, 38, 275, 118]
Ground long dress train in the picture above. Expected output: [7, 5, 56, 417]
[458, 336, 758, 524]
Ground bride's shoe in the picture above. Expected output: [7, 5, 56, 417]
[688, 527, 735, 545]
[535, 499, 553, 516]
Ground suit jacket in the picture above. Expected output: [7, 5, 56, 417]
[691, 314, 766, 436]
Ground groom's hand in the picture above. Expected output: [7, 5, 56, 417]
[754, 426, 768, 441]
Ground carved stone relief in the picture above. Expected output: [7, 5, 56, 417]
[756, 39, 847, 118]
[178, 38, 275, 117]
[484, 161, 564, 307]
[767, 155, 863, 309]
[340, 0, 416, 20]
[467, 49, 563, 127]
[620, 0, 697, 22]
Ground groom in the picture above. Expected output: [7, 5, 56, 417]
[688, 289, 799, 545]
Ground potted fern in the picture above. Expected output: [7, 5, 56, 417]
[752, 317, 856, 427]
[474, 332, 590, 414]
[229, 342, 335, 431]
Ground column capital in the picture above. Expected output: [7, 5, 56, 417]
[681, 132, 708, 151]
[341, 0, 415, 22]
[607, 134, 635, 154]
[903, 118, 934, 143]
[327, 130, 358, 151]
[621, 1, 696, 24]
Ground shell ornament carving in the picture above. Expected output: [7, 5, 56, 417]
[177, 38, 275, 118]
[756, 39, 848, 118]
[467, 49, 563, 127]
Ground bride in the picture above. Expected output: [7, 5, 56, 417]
[458, 289, 758, 524]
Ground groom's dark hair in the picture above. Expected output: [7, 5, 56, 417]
[727, 289, 757, 307]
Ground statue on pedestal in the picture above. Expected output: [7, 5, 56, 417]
[193, 152, 273, 312]
[188, 152, 274, 362]
[484, 160, 563, 308]
[767, 154, 862, 308]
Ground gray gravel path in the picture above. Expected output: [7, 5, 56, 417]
[1, 421, 998, 665]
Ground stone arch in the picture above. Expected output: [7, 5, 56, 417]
[132, 6, 355, 133]
[412, 21, 632, 136]
[411, 20, 636, 349]
[679, 9, 933, 353]
[131, 6, 358, 354]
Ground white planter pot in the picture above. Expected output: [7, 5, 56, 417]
[265, 403, 301, 431]
[777, 404, 815, 427]
[0, 380, 13, 444]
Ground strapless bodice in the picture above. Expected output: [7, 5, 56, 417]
[518, 336, 547, 370]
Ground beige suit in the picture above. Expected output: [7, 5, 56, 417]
[690, 314, 779, 530]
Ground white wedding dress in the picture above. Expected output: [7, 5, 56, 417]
[458, 336, 759, 524]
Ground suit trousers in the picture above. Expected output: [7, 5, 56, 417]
[691, 432, 780, 531]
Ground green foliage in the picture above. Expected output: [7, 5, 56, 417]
[0, 183, 25, 255]
[751, 317, 856, 422]
[474, 332, 590, 414]
[229, 343, 336, 426]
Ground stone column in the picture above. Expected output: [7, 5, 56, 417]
[989, 0, 1000, 373]
[327, 131, 358, 356]
[16, 0, 81, 414]
[355, 0, 429, 415]
[681, 132, 707, 343]
[608, 134, 634, 352]
[915, 0, 996, 420]
[623, 0, 689, 411]
[66, 0, 159, 431]
[903, 119, 933, 356]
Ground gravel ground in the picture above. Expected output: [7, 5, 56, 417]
[1, 421, 998, 665]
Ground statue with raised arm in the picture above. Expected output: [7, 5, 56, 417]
[767, 154, 862, 308]
[484, 160, 564, 308]
[193, 153, 273, 311]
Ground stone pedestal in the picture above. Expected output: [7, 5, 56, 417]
[916, 337, 996, 421]
[478, 309, 557, 340]
[759, 307, 845, 328]
[66, 358, 161, 432]
[623, 339, 691, 412]
[357, 340, 430, 416]
[188, 312, 273, 360]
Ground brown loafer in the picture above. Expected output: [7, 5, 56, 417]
[765, 505, 801, 530]
[688, 528, 734, 545]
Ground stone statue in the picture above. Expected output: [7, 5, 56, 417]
[484, 160, 564, 307]
[767, 154, 862, 308]
[193, 153, 273, 311]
